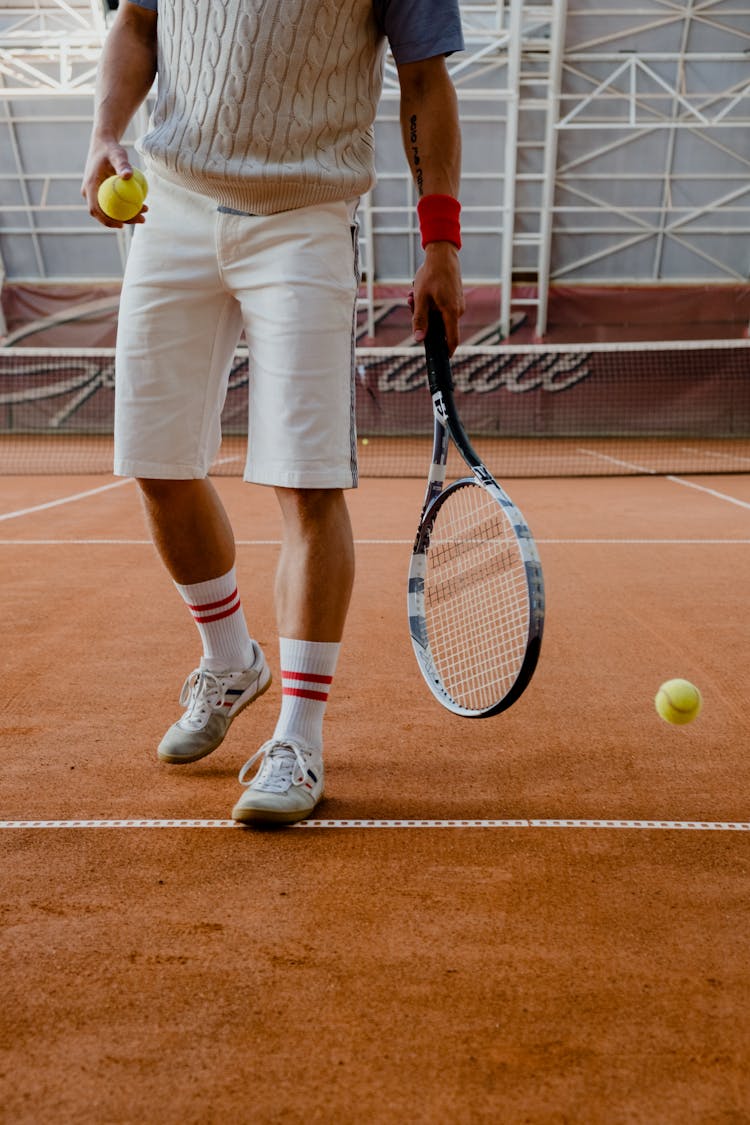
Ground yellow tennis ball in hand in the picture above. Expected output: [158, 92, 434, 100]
[129, 167, 148, 199]
[655, 679, 702, 725]
[97, 171, 147, 221]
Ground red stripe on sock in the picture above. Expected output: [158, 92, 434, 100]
[282, 687, 329, 702]
[281, 670, 333, 685]
[187, 588, 239, 613]
[193, 602, 241, 624]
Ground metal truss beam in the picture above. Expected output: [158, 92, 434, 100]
[0, 0, 105, 95]
[0, 0, 748, 338]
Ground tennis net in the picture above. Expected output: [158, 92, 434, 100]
[1, 340, 748, 477]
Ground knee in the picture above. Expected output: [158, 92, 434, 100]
[135, 477, 197, 503]
[275, 487, 350, 537]
[276, 487, 344, 521]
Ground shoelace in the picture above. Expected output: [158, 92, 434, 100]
[238, 739, 312, 794]
[178, 669, 227, 730]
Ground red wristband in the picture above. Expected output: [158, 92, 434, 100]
[417, 194, 461, 250]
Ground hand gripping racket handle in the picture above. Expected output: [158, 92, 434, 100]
[424, 307, 455, 405]
[424, 308, 486, 481]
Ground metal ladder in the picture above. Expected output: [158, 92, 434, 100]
[500, 0, 568, 338]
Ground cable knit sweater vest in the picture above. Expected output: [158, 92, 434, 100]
[138, 0, 387, 214]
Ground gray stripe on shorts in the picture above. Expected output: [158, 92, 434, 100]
[349, 313, 358, 487]
[349, 215, 361, 487]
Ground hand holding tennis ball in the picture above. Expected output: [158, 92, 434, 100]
[97, 168, 148, 222]
[655, 679, 702, 725]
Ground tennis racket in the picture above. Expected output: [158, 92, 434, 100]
[407, 309, 545, 717]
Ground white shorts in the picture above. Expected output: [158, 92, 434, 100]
[114, 171, 360, 488]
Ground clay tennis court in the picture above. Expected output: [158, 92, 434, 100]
[2, 466, 749, 1121]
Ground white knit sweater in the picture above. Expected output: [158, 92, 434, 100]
[138, 0, 388, 213]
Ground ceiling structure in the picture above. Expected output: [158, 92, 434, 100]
[0, 0, 748, 337]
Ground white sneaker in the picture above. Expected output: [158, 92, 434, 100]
[157, 646, 271, 764]
[232, 738, 324, 825]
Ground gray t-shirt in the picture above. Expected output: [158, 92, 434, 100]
[125, 0, 464, 63]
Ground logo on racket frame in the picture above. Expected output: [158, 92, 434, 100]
[431, 390, 448, 424]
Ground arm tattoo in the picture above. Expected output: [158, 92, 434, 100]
[409, 114, 425, 197]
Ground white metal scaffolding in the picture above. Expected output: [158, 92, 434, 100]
[0, 0, 748, 337]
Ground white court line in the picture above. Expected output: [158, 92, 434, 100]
[578, 449, 750, 508]
[1, 818, 749, 832]
[665, 475, 750, 510]
[0, 478, 133, 522]
[537, 538, 750, 545]
[680, 447, 750, 467]
[0, 539, 157, 545]
[0, 538, 748, 547]
[578, 449, 657, 474]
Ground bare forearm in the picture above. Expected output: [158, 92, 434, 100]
[82, 4, 157, 226]
[398, 56, 464, 352]
[398, 58, 461, 199]
[92, 6, 157, 144]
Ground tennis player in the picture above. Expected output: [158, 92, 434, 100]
[82, 0, 465, 824]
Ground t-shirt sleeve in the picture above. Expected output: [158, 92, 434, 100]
[126, 0, 158, 10]
[376, 0, 464, 65]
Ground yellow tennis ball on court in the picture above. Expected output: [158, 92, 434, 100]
[655, 679, 702, 725]
[361, 437, 369, 445]
[97, 171, 147, 221]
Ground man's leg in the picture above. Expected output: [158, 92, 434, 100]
[273, 487, 354, 643]
[137, 477, 234, 584]
[138, 477, 271, 764]
[227, 199, 360, 824]
[231, 487, 354, 824]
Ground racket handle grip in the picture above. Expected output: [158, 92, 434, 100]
[425, 308, 449, 358]
[424, 308, 454, 401]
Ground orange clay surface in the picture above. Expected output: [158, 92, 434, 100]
[1, 473, 749, 1123]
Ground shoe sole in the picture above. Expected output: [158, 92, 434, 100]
[231, 794, 323, 827]
[157, 671, 272, 765]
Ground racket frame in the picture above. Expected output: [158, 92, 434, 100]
[408, 310, 545, 717]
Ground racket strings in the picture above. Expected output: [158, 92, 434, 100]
[424, 483, 529, 711]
